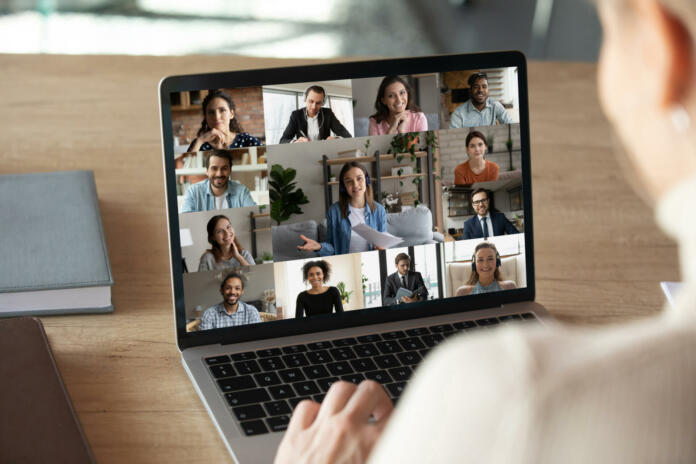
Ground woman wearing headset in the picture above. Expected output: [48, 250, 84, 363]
[279, 85, 353, 143]
[297, 162, 387, 256]
[455, 241, 516, 296]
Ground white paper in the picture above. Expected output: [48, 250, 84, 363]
[351, 223, 403, 248]
[660, 281, 683, 308]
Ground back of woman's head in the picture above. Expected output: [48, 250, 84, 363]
[198, 89, 244, 135]
[371, 76, 421, 123]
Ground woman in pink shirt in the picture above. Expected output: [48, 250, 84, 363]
[368, 76, 428, 135]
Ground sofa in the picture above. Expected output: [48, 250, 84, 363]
[445, 253, 526, 297]
[272, 205, 444, 262]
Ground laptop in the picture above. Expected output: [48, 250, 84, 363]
[159, 51, 547, 463]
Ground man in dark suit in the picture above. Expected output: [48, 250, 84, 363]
[382, 253, 428, 306]
[462, 188, 519, 239]
[279, 85, 353, 143]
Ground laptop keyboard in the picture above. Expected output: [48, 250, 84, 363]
[204, 312, 537, 436]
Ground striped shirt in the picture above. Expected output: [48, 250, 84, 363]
[199, 301, 262, 330]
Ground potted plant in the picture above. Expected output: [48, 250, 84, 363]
[269, 164, 309, 225]
[336, 281, 352, 305]
[259, 251, 273, 263]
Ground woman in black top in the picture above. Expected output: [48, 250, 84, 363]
[295, 260, 344, 318]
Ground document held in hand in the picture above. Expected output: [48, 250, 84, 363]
[351, 223, 403, 249]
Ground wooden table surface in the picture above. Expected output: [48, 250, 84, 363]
[0, 54, 679, 463]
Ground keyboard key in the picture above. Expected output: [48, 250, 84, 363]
[231, 351, 257, 361]
[282, 353, 310, 368]
[226, 388, 270, 406]
[266, 415, 290, 432]
[307, 350, 332, 364]
[374, 354, 399, 369]
[288, 397, 311, 409]
[397, 351, 422, 366]
[307, 341, 333, 350]
[386, 382, 407, 398]
[240, 419, 268, 436]
[218, 375, 256, 393]
[317, 377, 339, 392]
[341, 373, 365, 384]
[376, 340, 403, 354]
[234, 360, 261, 374]
[350, 358, 378, 372]
[429, 324, 454, 333]
[357, 334, 382, 343]
[282, 344, 308, 354]
[353, 343, 379, 358]
[294, 380, 320, 396]
[330, 347, 357, 361]
[364, 370, 393, 384]
[254, 372, 282, 387]
[399, 337, 425, 351]
[476, 318, 500, 326]
[421, 334, 444, 348]
[333, 337, 357, 346]
[259, 357, 286, 371]
[405, 327, 429, 336]
[499, 314, 522, 322]
[269, 385, 295, 400]
[264, 400, 291, 416]
[419, 348, 430, 358]
[327, 361, 353, 376]
[303, 365, 330, 379]
[279, 368, 306, 383]
[233, 404, 266, 421]
[389, 366, 413, 382]
[313, 393, 326, 403]
[521, 313, 537, 320]
[209, 363, 235, 379]
[205, 355, 230, 365]
[256, 348, 282, 358]
[453, 320, 476, 330]
[382, 330, 407, 340]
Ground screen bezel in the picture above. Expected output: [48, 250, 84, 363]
[159, 51, 535, 351]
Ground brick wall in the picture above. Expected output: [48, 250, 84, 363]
[438, 124, 521, 184]
[172, 87, 266, 148]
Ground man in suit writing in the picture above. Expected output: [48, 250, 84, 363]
[462, 188, 519, 239]
[279, 85, 353, 143]
[382, 253, 428, 305]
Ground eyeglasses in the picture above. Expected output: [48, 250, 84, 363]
[472, 199, 489, 205]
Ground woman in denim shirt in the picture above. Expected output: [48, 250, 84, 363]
[297, 162, 386, 256]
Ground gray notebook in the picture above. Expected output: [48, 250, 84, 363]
[0, 170, 113, 316]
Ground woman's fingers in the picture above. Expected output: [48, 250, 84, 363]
[344, 380, 394, 423]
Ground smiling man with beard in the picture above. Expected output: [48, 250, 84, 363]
[180, 151, 256, 212]
[449, 72, 514, 128]
[199, 272, 261, 330]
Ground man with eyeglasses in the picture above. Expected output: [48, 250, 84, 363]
[462, 188, 518, 239]
[449, 72, 514, 128]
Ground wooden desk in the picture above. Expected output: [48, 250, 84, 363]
[0, 55, 678, 463]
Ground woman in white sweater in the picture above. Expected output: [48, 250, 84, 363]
[275, 0, 696, 462]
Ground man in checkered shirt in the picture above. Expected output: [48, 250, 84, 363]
[200, 272, 262, 330]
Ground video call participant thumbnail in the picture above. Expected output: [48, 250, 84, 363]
[180, 151, 256, 213]
[295, 260, 344, 318]
[199, 272, 261, 330]
[382, 253, 428, 305]
[368, 76, 428, 135]
[454, 131, 500, 185]
[449, 72, 513, 128]
[187, 89, 262, 152]
[297, 162, 387, 256]
[198, 215, 255, 271]
[455, 241, 516, 296]
[462, 188, 518, 239]
[279, 85, 353, 143]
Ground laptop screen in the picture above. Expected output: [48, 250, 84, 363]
[160, 53, 533, 347]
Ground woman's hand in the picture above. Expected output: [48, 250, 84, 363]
[199, 128, 227, 149]
[297, 234, 321, 251]
[275, 380, 393, 464]
[388, 112, 409, 134]
[230, 240, 250, 266]
[373, 245, 386, 251]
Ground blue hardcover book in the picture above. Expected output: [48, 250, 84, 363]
[0, 171, 113, 316]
